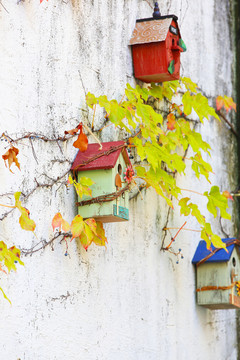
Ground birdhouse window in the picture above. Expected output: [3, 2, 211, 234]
[170, 25, 178, 35]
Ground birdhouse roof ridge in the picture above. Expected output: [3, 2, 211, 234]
[71, 141, 131, 172]
[136, 14, 178, 23]
[192, 238, 240, 265]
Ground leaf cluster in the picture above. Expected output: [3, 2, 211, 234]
[52, 213, 107, 250]
[86, 78, 234, 249]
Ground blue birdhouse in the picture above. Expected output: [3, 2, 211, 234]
[192, 238, 240, 309]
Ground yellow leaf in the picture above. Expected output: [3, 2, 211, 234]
[92, 222, 107, 247]
[19, 208, 36, 232]
[71, 215, 84, 239]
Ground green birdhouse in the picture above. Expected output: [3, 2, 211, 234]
[71, 141, 132, 223]
[192, 238, 240, 309]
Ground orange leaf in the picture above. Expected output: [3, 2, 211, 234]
[216, 96, 236, 112]
[62, 218, 70, 232]
[52, 213, 63, 231]
[222, 191, 233, 201]
[216, 96, 224, 111]
[64, 128, 79, 136]
[224, 97, 236, 113]
[73, 125, 88, 152]
[71, 215, 84, 239]
[167, 113, 176, 130]
[2, 146, 20, 172]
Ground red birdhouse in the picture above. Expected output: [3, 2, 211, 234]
[129, 3, 186, 83]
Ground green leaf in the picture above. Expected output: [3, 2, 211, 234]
[168, 60, 175, 74]
[211, 234, 227, 250]
[179, 39, 187, 52]
[86, 92, 97, 108]
[191, 153, 213, 182]
[181, 77, 197, 93]
[182, 91, 193, 115]
[204, 186, 231, 220]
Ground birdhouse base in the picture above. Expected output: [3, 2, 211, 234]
[78, 203, 129, 224]
[198, 294, 240, 310]
[134, 72, 180, 83]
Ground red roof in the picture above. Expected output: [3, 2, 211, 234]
[71, 141, 131, 171]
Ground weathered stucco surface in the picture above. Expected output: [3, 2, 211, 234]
[0, 0, 238, 359]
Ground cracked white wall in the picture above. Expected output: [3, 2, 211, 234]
[0, 0, 238, 359]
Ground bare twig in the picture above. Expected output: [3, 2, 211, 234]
[217, 110, 239, 138]
[21, 232, 71, 256]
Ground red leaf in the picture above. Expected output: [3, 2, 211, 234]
[73, 125, 88, 152]
[167, 113, 176, 130]
[222, 191, 233, 201]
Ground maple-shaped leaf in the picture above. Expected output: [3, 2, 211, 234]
[14, 192, 36, 232]
[216, 96, 236, 112]
[2, 146, 20, 173]
[71, 215, 84, 239]
[86, 92, 98, 108]
[222, 191, 233, 201]
[167, 113, 176, 130]
[9, 246, 24, 264]
[216, 96, 225, 111]
[204, 186, 231, 220]
[73, 124, 88, 152]
[0, 241, 24, 272]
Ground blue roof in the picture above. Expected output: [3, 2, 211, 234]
[192, 238, 239, 264]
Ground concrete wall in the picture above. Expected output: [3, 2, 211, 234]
[0, 0, 238, 359]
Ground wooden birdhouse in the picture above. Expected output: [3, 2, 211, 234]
[129, 2, 186, 83]
[71, 141, 132, 223]
[192, 238, 240, 309]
